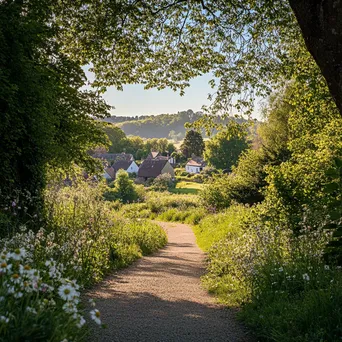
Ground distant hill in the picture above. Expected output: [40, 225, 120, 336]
[103, 110, 249, 140]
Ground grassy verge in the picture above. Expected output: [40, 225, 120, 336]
[192, 203, 342, 341]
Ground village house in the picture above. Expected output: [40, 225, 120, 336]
[146, 151, 176, 166]
[112, 160, 139, 177]
[138, 159, 175, 180]
[185, 157, 206, 174]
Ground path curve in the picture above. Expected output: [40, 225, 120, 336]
[87, 221, 254, 342]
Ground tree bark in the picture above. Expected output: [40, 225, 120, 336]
[289, 0, 342, 115]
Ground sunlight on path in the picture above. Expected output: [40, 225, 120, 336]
[87, 221, 254, 342]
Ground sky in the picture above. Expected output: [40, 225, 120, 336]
[84, 68, 263, 120]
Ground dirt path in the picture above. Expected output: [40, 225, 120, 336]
[87, 221, 255, 342]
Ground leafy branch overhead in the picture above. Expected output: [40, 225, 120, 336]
[55, 0, 342, 115]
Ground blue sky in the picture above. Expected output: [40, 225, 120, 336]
[84, 68, 263, 120]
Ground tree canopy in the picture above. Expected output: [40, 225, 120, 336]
[180, 130, 205, 158]
[204, 131, 248, 171]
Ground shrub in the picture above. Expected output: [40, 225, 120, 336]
[152, 173, 175, 191]
[105, 170, 139, 203]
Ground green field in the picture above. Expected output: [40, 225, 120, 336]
[171, 181, 204, 194]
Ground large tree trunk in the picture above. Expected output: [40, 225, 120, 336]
[289, 0, 342, 115]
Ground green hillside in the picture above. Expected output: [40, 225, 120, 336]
[104, 109, 249, 139]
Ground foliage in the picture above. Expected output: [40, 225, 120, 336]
[0, 0, 109, 207]
[0, 181, 167, 341]
[193, 202, 342, 340]
[200, 149, 267, 210]
[152, 173, 175, 192]
[157, 207, 206, 225]
[204, 130, 248, 170]
[106, 170, 139, 204]
[170, 181, 204, 195]
[180, 130, 205, 158]
[102, 124, 129, 153]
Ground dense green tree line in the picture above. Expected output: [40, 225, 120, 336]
[101, 124, 175, 159]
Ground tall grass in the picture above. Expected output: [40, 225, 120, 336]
[193, 203, 342, 341]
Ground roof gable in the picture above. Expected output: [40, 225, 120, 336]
[138, 159, 169, 178]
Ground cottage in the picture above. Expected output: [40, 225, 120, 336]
[146, 151, 176, 166]
[103, 167, 116, 180]
[185, 157, 206, 174]
[112, 160, 139, 177]
[138, 159, 175, 180]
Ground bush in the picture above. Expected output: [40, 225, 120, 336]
[105, 170, 139, 203]
[200, 149, 267, 210]
[152, 173, 175, 191]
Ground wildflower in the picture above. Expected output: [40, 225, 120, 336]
[324, 265, 330, 271]
[90, 309, 102, 325]
[0, 252, 8, 262]
[89, 298, 96, 307]
[278, 267, 283, 272]
[62, 302, 78, 314]
[58, 284, 77, 301]
[26, 307, 37, 315]
[11, 273, 21, 284]
[10, 248, 26, 261]
[14, 292, 23, 299]
[302, 273, 310, 281]
[0, 316, 9, 323]
[74, 314, 86, 328]
[0, 262, 12, 273]
[19, 264, 31, 275]
[11, 201, 16, 207]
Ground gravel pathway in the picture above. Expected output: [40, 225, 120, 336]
[87, 221, 255, 342]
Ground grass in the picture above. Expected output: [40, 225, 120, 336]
[170, 181, 204, 195]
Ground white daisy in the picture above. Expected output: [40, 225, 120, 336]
[10, 248, 26, 261]
[58, 284, 77, 301]
[0, 262, 12, 274]
[90, 309, 101, 325]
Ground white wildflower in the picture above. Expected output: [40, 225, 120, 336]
[10, 248, 26, 261]
[0, 262, 12, 273]
[62, 302, 78, 314]
[324, 265, 330, 270]
[302, 273, 310, 281]
[90, 309, 101, 325]
[14, 292, 23, 299]
[58, 284, 77, 301]
[278, 267, 283, 272]
[26, 307, 37, 315]
[0, 316, 9, 323]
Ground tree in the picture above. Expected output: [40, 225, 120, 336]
[111, 170, 137, 204]
[0, 1, 109, 208]
[180, 130, 205, 158]
[102, 124, 129, 153]
[204, 131, 248, 171]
